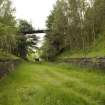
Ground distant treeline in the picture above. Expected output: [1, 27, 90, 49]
[42, 0, 105, 60]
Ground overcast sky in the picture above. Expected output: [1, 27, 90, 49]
[12, 0, 56, 29]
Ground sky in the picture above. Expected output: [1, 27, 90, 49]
[11, 0, 57, 29]
[11, 0, 57, 47]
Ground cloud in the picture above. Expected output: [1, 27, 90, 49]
[12, 0, 56, 29]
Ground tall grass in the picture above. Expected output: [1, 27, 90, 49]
[0, 62, 105, 105]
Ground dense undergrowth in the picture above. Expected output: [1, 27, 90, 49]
[0, 51, 19, 61]
[57, 34, 105, 61]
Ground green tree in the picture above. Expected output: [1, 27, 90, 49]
[15, 19, 38, 59]
[43, 0, 68, 60]
[0, 0, 16, 53]
[18, 20, 33, 34]
[43, 0, 105, 60]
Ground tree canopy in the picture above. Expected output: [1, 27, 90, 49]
[42, 0, 105, 60]
[0, 0, 16, 53]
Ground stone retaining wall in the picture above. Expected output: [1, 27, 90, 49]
[0, 59, 21, 78]
[62, 57, 105, 69]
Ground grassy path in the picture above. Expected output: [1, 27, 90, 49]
[0, 62, 105, 105]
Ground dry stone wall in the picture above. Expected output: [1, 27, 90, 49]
[62, 57, 105, 69]
[0, 59, 20, 78]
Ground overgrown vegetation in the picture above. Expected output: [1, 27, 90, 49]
[42, 0, 105, 60]
[0, 62, 105, 105]
[14, 19, 38, 59]
[0, 0, 16, 53]
[0, 50, 18, 60]
[0, 0, 38, 60]
[1, 0, 105, 104]
[57, 33, 105, 60]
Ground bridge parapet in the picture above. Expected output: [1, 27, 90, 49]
[24, 29, 49, 34]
